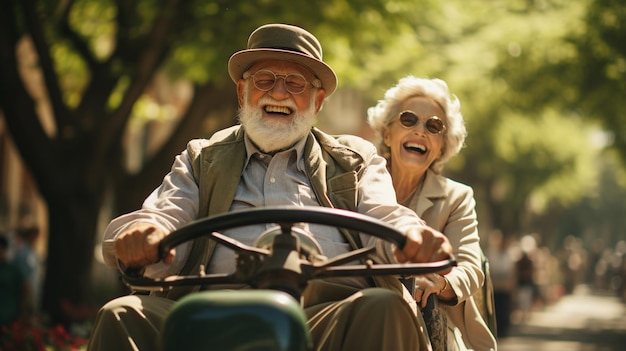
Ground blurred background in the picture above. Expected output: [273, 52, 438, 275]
[0, 0, 624, 343]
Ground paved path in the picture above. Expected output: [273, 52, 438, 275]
[498, 286, 626, 351]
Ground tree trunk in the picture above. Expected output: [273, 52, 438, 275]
[42, 193, 99, 325]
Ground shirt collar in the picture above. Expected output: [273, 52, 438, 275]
[243, 132, 309, 172]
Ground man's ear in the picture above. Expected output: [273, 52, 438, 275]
[237, 80, 246, 107]
[314, 89, 326, 113]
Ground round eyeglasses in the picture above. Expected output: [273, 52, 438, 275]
[396, 111, 447, 135]
[243, 70, 322, 95]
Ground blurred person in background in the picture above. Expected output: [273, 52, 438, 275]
[514, 249, 535, 323]
[614, 240, 626, 302]
[12, 226, 42, 318]
[486, 230, 515, 337]
[368, 75, 496, 350]
[0, 233, 29, 326]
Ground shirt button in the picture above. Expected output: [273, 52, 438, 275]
[270, 177, 276, 183]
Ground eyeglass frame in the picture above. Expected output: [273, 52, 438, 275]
[243, 69, 322, 95]
[393, 110, 447, 135]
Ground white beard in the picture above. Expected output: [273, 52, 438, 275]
[239, 89, 317, 153]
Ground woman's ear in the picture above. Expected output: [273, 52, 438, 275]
[383, 128, 391, 147]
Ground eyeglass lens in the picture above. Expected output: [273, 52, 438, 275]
[399, 111, 446, 134]
[251, 70, 308, 94]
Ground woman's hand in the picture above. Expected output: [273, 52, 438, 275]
[413, 273, 451, 308]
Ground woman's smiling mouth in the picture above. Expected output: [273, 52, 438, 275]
[404, 142, 427, 155]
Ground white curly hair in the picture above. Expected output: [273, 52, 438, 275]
[367, 75, 466, 174]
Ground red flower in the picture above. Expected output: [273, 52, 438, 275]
[0, 322, 88, 351]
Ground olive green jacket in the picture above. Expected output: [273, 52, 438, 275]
[158, 125, 383, 300]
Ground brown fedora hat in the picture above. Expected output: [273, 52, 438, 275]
[228, 23, 337, 95]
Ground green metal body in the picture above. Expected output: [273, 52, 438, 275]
[162, 290, 312, 351]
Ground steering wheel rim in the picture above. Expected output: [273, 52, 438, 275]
[159, 206, 407, 259]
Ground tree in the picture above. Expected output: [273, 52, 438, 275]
[0, 0, 436, 324]
[419, 1, 619, 243]
[493, 0, 626, 165]
[462, 0, 626, 241]
[0, 0, 230, 324]
[572, 0, 626, 165]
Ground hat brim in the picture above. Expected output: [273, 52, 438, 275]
[228, 49, 337, 96]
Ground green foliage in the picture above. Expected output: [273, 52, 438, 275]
[494, 111, 600, 212]
[572, 0, 626, 162]
[51, 42, 90, 108]
[555, 149, 626, 247]
[68, 0, 117, 59]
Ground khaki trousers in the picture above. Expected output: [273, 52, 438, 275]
[88, 282, 428, 351]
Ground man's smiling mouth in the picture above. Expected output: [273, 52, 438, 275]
[264, 105, 293, 115]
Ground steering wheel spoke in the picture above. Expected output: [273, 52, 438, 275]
[314, 259, 457, 279]
[210, 231, 270, 257]
[313, 246, 375, 269]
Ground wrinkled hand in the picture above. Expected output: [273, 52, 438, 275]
[394, 225, 452, 265]
[413, 274, 446, 308]
[114, 222, 175, 270]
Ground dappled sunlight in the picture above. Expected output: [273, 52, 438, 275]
[1, 0, 625, 343]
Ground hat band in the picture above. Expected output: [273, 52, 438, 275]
[267, 46, 308, 54]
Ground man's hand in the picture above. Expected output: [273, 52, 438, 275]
[114, 223, 175, 270]
[394, 225, 452, 265]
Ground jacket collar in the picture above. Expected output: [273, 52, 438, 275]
[414, 169, 447, 216]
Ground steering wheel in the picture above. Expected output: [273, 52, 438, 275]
[122, 206, 456, 297]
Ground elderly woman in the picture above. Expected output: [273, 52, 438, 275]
[368, 75, 496, 351]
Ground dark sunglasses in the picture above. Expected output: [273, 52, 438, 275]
[397, 111, 446, 135]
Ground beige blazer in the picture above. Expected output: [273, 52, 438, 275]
[408, 170, 497, 350]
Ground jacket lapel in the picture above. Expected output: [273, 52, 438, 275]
[415, 169, 447, 217]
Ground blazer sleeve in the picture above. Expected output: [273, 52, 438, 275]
[419, 178, 484, 304]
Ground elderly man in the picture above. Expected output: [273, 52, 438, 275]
[87, 23, 452, 351]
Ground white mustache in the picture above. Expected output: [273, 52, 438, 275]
[257, 96, 297, 111]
